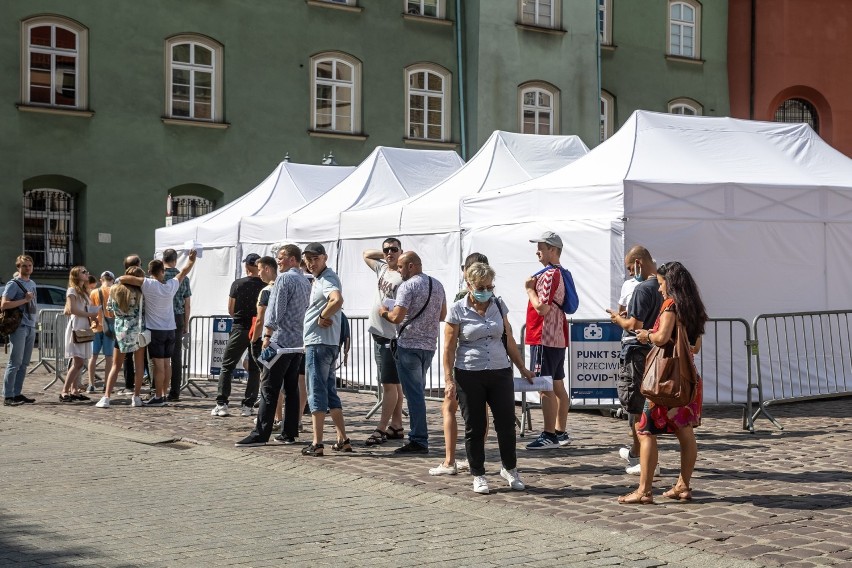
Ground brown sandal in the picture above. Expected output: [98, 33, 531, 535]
[387, 426, 405, 439]
[662, 485, 692, 501]
[617, 490, 654, 505]
[364, 429, 387, 446]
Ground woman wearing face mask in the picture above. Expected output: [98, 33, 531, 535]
[442, 262, 534, 494]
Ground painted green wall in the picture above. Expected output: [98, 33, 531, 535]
[601, 0, 730, 129]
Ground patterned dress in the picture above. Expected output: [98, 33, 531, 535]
[636, 298, 703, 435]
[108, 293, 143, 354]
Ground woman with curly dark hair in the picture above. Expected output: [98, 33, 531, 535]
[618, 261, 707, 504]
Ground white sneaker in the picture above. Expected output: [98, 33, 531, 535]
[94, 396, 110, 408]
[240, 405, 253, 417]
[626, 462, 662, 477]
[211, 404, 229, 417]
[456, 459, 470, 472]
[130, 396, 143, 407]
[428, 462, 458, 476]
[473, 475, 490, 494]
[619, 446, 640, 467]
[500, 468, 525, 490]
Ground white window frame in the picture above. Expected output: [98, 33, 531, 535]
[310, 52, 362, 134]
[519, 81, 560, 135]
[598, 0, 612, 45]
[668, 0, 701, 59]
[668, 97, 703, 115]
[23, 188, 75, 270]
[601, 90, 615, 141]
[405, 64, 451, 142]
[21, 15, 88, 109]
[164, 34, 224, 122]
[519, 0, 560, 29]
[405, 0, 444, 18]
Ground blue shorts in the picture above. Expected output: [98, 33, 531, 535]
[92, 332, 116, 356]
[529, 345, 566, 381]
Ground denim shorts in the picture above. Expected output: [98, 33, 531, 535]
[92, 331, 116, 356]
[305, 344, 341, 412]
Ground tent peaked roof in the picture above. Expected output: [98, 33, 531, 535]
[266, 146, 463, 243]
[155, 161, 354, 249]
[339, 131, 588, 238]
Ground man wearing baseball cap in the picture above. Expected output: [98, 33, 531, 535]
[210, 253, 266, 418]
[524, 231, 572, 450]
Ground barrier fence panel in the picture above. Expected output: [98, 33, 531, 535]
[335, 316, 380, 403]
[31, 309, 69, 390]
[184, 314, 231, 397]
[752, 309, 852, 430]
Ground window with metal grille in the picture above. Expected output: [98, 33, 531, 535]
[170, 195, 214, 224]
[23, 189, 75, 271]
[774, 98, 819, 133]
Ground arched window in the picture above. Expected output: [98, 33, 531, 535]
[406, 0, 444, 18]
[406, 64, 451, 141]
[519, 0, 560, 29]
[23, 189, 75, 270]
[601, 90, 615, 141]
[21, 15, 88, 109]
[165, 35, 224, 121]
[311, 52, 362, 133]
[668, 1, 701, 59]
[774, 98, 819, 133]
[668, 97, 703, 116]
[519, 82, 559, 135]
[169, 195, 215, 224]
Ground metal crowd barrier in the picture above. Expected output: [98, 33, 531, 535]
[30, 309, 69, 390]
[751, 309, 852, 430]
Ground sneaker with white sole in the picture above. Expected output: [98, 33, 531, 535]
[525, 432, 560, 450]
[211, 404, 229, 417]
[240, 405, 253, 417]
[626, 462, 661, 477]
[131, 396, 143, 407]
[94, 396, 110, 408]
[428, 462, 458, 476]
[473, 475, 490, 494]
[500, 468, 526, 490]
[457, 459, 470, 472]
[143, 397, 166, 407]
[619, 446, 640, 468]
[556, 432, 571, 447]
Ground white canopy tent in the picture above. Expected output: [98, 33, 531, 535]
[460, 111, 852, 404]
[238, 146, 465, 270]
[154, 162, 355, 316]
[336, 131, 589, 317]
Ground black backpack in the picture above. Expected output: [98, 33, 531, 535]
[0, 280, 29, 339]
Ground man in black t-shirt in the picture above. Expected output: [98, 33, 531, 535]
[608, 246, 663, 476]
[211, 254, 267, 418]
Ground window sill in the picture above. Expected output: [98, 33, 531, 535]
[306, 0, 362, 13]
[162, 117, 230, 129]
[515, 23, 566, 35]
[17, 104, 94, 118]
[403, 137, 458, 149]
[665, 54, 704, 66]
[601, 43, 616, 52]
[308, 129, 368, 141]
[402, 13, 453, 26]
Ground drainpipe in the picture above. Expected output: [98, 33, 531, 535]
[596, 0, 602, 143]
[455, 0, 467, 160]
[749, 0, 756, 119]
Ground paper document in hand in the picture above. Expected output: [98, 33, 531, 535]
[382, 298, 395, 310]
[260, 347, 304, 369]
[183, 240, 204, 258]
[513, 376, 553, 392]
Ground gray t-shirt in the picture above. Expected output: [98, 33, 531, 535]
[368, 261, 403, 339]
[394, 273, 445, 351]
[622, 276, 663, 344]
[2, 279, 37, 327]
[303, 267, 342, 346]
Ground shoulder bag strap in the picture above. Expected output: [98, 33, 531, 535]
[98, 289, 109, 318]
[13, 279, 31, 313]
[398, 276, 432, 339]
[137, 293, 144, 330]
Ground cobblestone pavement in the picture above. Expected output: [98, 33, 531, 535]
[3, 354, 851, 567]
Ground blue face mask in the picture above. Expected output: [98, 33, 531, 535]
[472, 289, 493, 303]
[633, 261, 645, 282]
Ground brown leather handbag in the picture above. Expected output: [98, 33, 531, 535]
[73, 329, 95, 343]
[640, 318, 698, 408]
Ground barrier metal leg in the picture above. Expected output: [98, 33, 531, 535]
[181, 379, 210, 398]
[752, 403, 783, 431]
[365, 386, 383, 419]
[29, 359, 56, 375]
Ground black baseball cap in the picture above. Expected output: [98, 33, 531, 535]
[303, 243, 326, 256]
[243, 253, 261, 266]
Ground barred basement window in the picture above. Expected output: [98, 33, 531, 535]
[170, 195, 214, 223]
[23, 189, 75, 271]
[774, 98, 819, 134]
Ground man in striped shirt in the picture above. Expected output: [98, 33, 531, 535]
[235, 245, 310, 447]
[524, 231, 571, 450]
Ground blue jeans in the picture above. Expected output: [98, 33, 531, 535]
[4, 324, 36, 398]
[395, 347, 433, 447]
[305, 344, 341, 413]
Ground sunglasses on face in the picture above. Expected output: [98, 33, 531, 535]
[470, 284, 495, 292]
[81, 269, 89, 274]
[382, 246, 400, 254]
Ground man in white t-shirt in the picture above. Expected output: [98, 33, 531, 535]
[118, 250, 196, 406]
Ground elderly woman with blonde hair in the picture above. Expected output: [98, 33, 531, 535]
[442, 262, 534, 494]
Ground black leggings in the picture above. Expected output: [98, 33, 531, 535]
[454, 367, 517, 477]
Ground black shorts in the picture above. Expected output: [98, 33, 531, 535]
[617, 344, 650, 414]
[373, 335, 400, 385]
[299, 354, 305, 376]
[148, 329, 176, 359]
[529, 345, 566, 381]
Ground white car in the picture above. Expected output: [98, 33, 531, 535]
[36, 284, 68, 318]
